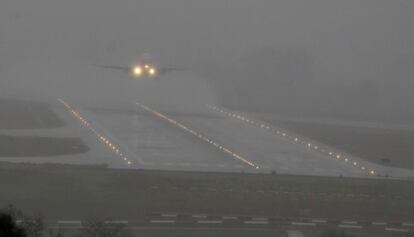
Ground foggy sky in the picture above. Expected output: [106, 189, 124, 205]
[1, 0, 414, 121]
[2, 0, 413, 67]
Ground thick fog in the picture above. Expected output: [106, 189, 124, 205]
[1, 0, 414, 123]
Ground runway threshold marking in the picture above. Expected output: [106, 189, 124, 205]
[57, 220, 81, 225]
[385, 228, 409, 232]
[150, 220, 175, 224]
[244, 220, 269, 225]
[291, 222, 316, 227]
[21, 215, 414, 233]
[338, 224, 362, 229]
[198, 220, 223, 224]
[135, 102, 260, 170]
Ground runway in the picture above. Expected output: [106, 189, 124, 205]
[55, 98, 412, 178]
[3, 96, 411, 179]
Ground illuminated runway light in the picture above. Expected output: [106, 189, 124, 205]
[370, 170, 375, 175]
[208, 105, 370, 175]
[59, 99, 130, 166]
[127, 161, 132, 165]
[139, 102, 259, 169]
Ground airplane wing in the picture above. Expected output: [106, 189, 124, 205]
[93, 64, 185, 79]
[159, 67, 185, 75]
[95, 65, 130, 73]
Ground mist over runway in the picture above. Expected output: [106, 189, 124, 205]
[40, 92, 412, 179]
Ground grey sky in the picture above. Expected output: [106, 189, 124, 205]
[1, 0, 413, 122]
[2, 0, 413, 70]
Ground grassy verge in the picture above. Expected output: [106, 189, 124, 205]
[0, 135, 89, 157]
[0, 98, 64, 129]
[0, 162, 413, 221]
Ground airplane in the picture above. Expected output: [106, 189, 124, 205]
[95, 55, 184, 80]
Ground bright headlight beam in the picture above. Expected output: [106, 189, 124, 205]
[133, 66, 142, 76]
[149, 68, 156, 75]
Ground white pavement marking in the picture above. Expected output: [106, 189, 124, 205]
[222, 216, 238, 220]
[104, 220, 129, 224]
[150, 220, 175, 224]
[291, 222, 316, 227]
[57, 220, 81, 225]
[385, 228, 409, 232]
[402, 223, 414, 227]
[161, 214, 177, 218]
[244, 220, 269, 225]
[341, 221, 358, 225]
[287, 230, 306, 237]
[372, 222, 387, 225]
[192, 214, 207, 219]
[252, 217, 268, 221]
[338, 224, 362, 229]
[311, 219, 327, 223]
[198, 220, 223, 224]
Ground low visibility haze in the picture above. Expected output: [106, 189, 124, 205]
[1, 0, 414, 123]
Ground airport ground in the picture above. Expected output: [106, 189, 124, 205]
[1, 162, 414, 236]
[1, 162, 413, 222]
[1, 97, 414, 236]
[0, 98, 64, 129]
